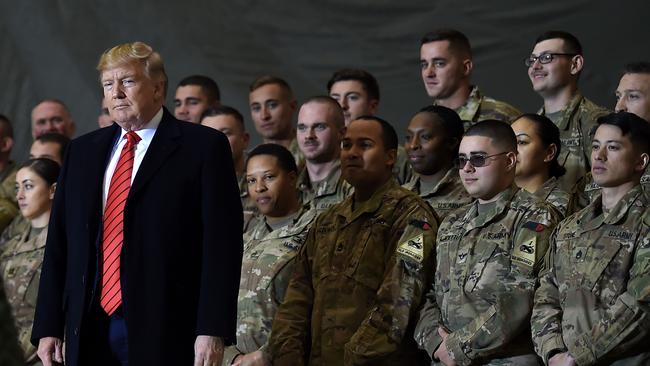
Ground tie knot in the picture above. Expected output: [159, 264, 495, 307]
[125, 131, 141, 145]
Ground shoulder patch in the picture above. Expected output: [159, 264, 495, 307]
[397, 233, 424, 263]
[409, 219, 432, 231]
[523, 221, 547, 232]
[512, 237, 537, 267]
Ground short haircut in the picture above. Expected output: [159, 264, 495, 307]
[200, 105, 245, 130]
[464, 119, 517, 152]
[19, 158, 61, 186]
[534, 31, 583, 55]
[35, 99, 72, 115]
[623, 61, 650, 75]
[352, 115, 398, 151]
[34, 132, 71, 160]
[249, 75, 293, 98]
[96, 41, 168, 96]
[417, 105, 464, 151]
[326, 69, 380, 101]
[596, 112, 650, 155]
[246, 143, 298, 174]
[0, 114, 13, 138]
[515, 113, 566, 178]
[177, 75, 220, 104]
[301, 95, 345, 128]
[420, 28, 472, 58]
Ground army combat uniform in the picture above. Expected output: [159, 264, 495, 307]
[578, 165, 650, 209]
[531, 185, 650, 365]
[538, 93, 609, 192]
[0, 216, 47, 365]
[268, 179, 438, 365]
[297, 162, 353, 215]
[403, 167, 473, 221]
[0, 274, 24, 366]
[394, 146, 414, 185]
[222, 206, 317, 365]
[436, 86, 521, 130]
[415, 186, 560, 365]
[0, 162, 19, 234]
[533, 176, 575, 218]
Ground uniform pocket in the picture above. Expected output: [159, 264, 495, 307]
[464, 241, 500, 293]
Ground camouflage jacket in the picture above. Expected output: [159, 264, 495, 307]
[239, 173, 260, 233]
[578, 165, 650, 209]
[533, 176, 575, 218]
[268, 179, 438, 365]
[289, 138, 305, 171]
[0, 274, 23, 366]
[402, 167, 473, 221]
[414, 186, 560, 365]
[437, 86, 521, 130]
[531, 185, 650, 365]
[538, 93, 610, 192]
[297, 162, 353, 215]
[394, 146, 414, 185]
[0, 162, 19, 235]
[0, 217, 47, 364]
[222, 206, 317, 365]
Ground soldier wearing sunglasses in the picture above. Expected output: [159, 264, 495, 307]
[415, 120, 561, 365]
[526, 31, 609, 193]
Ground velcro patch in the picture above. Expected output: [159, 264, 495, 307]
[523, 221, 546, 232]
[397, 233, 424, 263]
[409, 219, 432, 231]
[512, 237, 536, 267]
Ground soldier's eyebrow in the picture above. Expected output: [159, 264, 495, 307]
[468, 150, 488, 155]
[515, 133, 530, 138]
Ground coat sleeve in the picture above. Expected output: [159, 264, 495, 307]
[195, 131, 243, 343]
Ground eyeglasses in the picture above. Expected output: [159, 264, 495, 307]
[524, 53, 576, 67]
[456, 152, 508, 168]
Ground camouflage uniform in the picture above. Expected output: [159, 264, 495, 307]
[268, 179, 438, 365]
[394, 146, 414, 185]
[240, 173, 259, 233]
[436, 86, 521, 130]
[578, 165, 650, 209]
[403, 167, 473, 221]
[288, 138, 305, 171]
[531, 185, 650, 365]
[222, 206, 317, 365]
[532, 176, 575, 218]
[538, 93, 610, 192]
[0, 216, 47, 365]
[297, 162, 353, 216]
[415, 186, 561, 365]
[0, 274, 24, 366]
[0, 162, 19, 234]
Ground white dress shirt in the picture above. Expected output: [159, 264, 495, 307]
[102, 108, 163, 210]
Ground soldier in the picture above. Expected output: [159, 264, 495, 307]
[0, 158, 59, 365]
[0, 276, 24, 366]
[268, 116, 438, 365]
[0, 115, 18, 234]
[403, 105, 471, 220]
[173, 75, 220, 123]
[420, 29, 521, 130]
[414, 120, 561, 365]
[221, 144, 317, 366]
[526, 31, 609, 192]
[249, 76, 303, 167]
[29, 132, 70, 167]
[532, 112, 650, 365]
[327, 68, 412, 184]
[512, 114, 574, 217]
[30, 99, 76, 139]
[295, 96, 352, 214]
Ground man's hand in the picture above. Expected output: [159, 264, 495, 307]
[549, 352, 576, 366]
[433, 327, 457, 366]
[232, 350, 270, 366]
[194, 335, 224, 366]
[37, 337, 64, 366]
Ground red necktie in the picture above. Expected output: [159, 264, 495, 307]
[101, 131, 141, 315]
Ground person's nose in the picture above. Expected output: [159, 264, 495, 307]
[615, 97, 627, 113]
[254, 179, 267, 193]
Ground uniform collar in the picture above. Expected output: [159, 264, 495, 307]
[538, 92, 584, 131]
[578, 184, 645, 233]
[406, 166, 457, 197]
[338, 178, 398, 223]
[461, 184, 518, 232]
[534, 176, 559, 201]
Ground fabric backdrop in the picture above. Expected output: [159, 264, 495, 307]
[1, 0, 648, 160]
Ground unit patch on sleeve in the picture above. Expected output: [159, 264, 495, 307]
[397, 233, 424, 263]
[512, 237, 537, 267]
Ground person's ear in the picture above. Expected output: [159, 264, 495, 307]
[570, 55, 584, 76]
[386, 148, 397, 167]
[49, 182, 58, 199]
[0, 136, 13, 153]
[505, 151, 518, 171]
[462, 59, 473, 77]
[637, 152, 649, 173]
[544, 143, 558, 163]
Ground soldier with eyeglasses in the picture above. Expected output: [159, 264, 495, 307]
[526, 31, 609, 192]
[414, 120, 561, 365]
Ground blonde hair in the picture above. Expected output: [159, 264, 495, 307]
[97, 41, 168, 96]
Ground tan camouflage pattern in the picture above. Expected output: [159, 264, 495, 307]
[0, 162, 19, 235]
[533, 176, 575, 218]
[297, 162, 353, 216]
[0, 216, 47, 364]
[239, 173, 259, 233]
[414, 186, 561, 365]
[577, 165, 650, 210]
[538, 93, 610, 192]
[531, 185, 650, 365]
[222, 206, 317, 365]
[288, 138, 305, 171]
[403, 167, 473, 221]
[438, 86, 521, 130]
[394, 145, 414, 185]
[0, 274, 23, 365]
[268, 179, 438, 365]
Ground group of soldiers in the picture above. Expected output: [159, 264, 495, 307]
[0, 27, 649, 365]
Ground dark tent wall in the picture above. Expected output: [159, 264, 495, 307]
[1, 0, 648, 160]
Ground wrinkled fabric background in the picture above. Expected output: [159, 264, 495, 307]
[1, 0, 648, 159]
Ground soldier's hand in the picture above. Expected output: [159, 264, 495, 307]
[434, 328, 457, 366]
[232, 350, 270, 366]
[549, 352, 576, 366]
[194, 335, 224, 366]
[37, 337, 64, 365]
